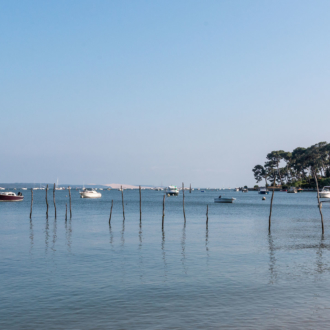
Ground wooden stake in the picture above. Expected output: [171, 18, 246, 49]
[69, 186, 72, 218]
[182, 182, 186, 222]
[46, 184, 49, 219]
[109, 200, 113, 224]
[139, 185, 142, 222]
[30, 188, 33, 219]
[190, 183, 192, 193]
[206, 204, 208, 224]
[53, 183, 57, 219]
[269, 187, 275, 233]
[315, 172, 324, 234]
[121, 186, 125, 221]
[65, 203, 67, 221]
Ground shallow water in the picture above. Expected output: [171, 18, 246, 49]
[1, 189, 330, 329]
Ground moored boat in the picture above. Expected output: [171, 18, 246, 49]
[258, 187, 269, 195]
[214, 196, 236, 203]
[0, 191, 24, 202]
[166, 185, 179, 196]
[287, 187, 297, 193]
[319, 186, 330, 198]
[79, 188, 102, 198]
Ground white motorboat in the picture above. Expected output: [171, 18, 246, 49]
[0, 187, 5, 190]
[258, 187, 269, 195]
[287, 187, 297, 193]
[234, 188, 239, 192]
[166, 185, 179, 196]
[319, 186, 330, 198]
[214, 196, 236, 203]
[22, 188, 27, 190]
[79, 188, 102, 198]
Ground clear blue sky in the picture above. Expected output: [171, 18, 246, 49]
[1, 0, 330, 187]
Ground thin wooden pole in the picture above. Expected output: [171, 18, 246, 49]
[109, 200, 113, 224]
[315, 172, 324, 234]
[53, 183, 57, 219]
[121, 186, 125, 221]
[189, 183, 192, 193]
[206, 204, 208, 224]
[65, 203, 67, 221]
[162, 194, 165, 229]
[69, 186, 72, 219]
[46, 184, 49, 219]
[182, 182, 186, 222]
[30, 188, 33, 219]
[139, 185, 142, 222]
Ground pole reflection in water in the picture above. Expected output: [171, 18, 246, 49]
[109, 223, 113, 247]
[121, 220, 125, 247]
[45, 218, 49, 254]
[205, 223, 209, 262]
[268, 234, 277, 284]
[65, 218, 72, 253]
[181, 224, 187, 274]
[316, 235, 326, 275]
[29, 219, 34, 255]
[52, 218, 57, 252]
[138, 222, 144, 282]
[161, 228, 167, 281]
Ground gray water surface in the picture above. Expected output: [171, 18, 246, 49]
[1, 189, 330, 329]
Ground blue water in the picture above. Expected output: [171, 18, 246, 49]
[1, 189, 330, 329]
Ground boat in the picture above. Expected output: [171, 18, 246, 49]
[166, 185, 179, 196]
[0, 191, 24, 202]
[242, 188, 248, 193]
[22, 188, 27, 190]
[319, 186, 330, 198]
[79, 188, 102, 198]
[297, 188, 303, 193]
[214, 196, 236, 203]
[258, 187, 269, 195]
[287, 187, 297, 193]
[234, 188, 239, 192]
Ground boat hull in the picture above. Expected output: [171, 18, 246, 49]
[0, 195, 24, 202]
[79, 192, 102, 198]
[320, 192, 330, 198]
[214, 198, 236, 203]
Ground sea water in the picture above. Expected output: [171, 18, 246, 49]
[1, 189, 330, 329]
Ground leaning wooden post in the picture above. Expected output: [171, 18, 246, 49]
[46, 184, 49, 219]
[121, 186, 125, 221]
[65, 203, 67, 221]
[314, 172, 324, 234]
[182, 182, 186, 221]
[68, 186, 72, 219]
[53, 183, 57, 219]
[30, 188, 33, 219]
[109, 200, 113, 224]
[206, 204, 209, 224]
[139, 185, 142, 222]
[162, 194, 165, 229]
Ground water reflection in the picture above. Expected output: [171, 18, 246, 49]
[205, 223, 209, 261]
[161, 228, 167, 281]
[29, 219, 34, 254]
[268, 234, 277, 284]
[139, 222, 144, 282]
[52, 218, 57, 252]
[109, 223, 113, 247]
[65, 218, 72, 253]
[316, 235, 327, 274]
[121, 220, 125, 246]
[181, 225, 187, 274]
[45, 219, 49, 254]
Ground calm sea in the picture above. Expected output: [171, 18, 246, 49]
[1, 189, 330, 329]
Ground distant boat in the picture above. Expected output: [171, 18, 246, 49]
[288, 187, 297, 193]
[242, 188, 248, 193]
[214, 196, 236, 203]
[319, 186, 330, 198]
[234, 188, 239, 192]
[79, 188, 102, 199]
[166, 186, 179, 196]
[22, 188, 27, 190]
[0, 191, 24, 202]
[258, 187, 269, 195]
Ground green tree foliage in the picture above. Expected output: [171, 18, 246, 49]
[252, 142, 330, 188]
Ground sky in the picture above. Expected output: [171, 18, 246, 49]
[1, 0, 330, 187]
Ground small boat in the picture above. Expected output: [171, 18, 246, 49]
[319, 186, 330, 198]
[214, 196, 236, 203]
[297, 188, 303, 193]
[166, 185, 179, 196]
[22, 188, 27, 190]
[242, 188, 248, 193]
[79, 188, 102, 198]
[234, 188, 239, 192]
[287, 187, 297, 193]
[258, 187, 269, 195]
[0, 191, 24, 202]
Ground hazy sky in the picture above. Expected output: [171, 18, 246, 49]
[1, 0, 330, 187]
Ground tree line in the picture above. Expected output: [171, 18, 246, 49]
[252, 142, 330, 188]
